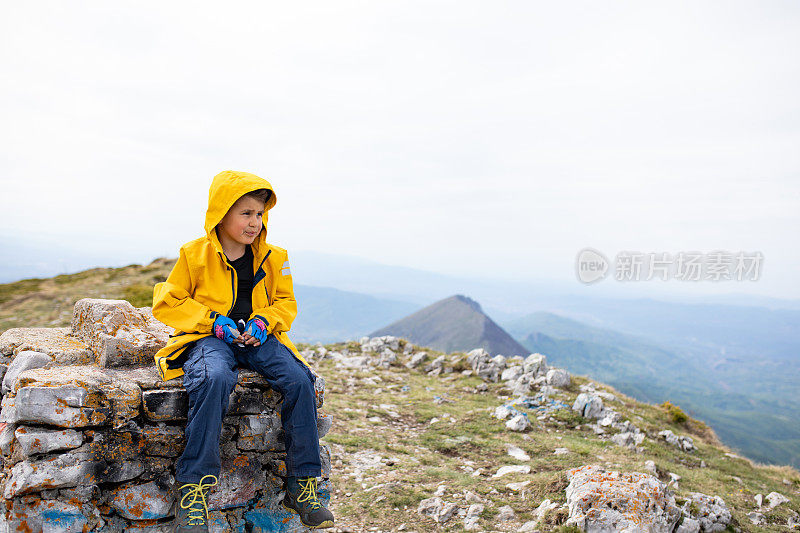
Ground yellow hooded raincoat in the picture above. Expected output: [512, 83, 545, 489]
[151, 170, 311, 382]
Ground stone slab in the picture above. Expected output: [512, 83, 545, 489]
[0, 327, 93, 365]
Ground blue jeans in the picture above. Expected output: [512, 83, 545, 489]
[175, 334, 321, 483]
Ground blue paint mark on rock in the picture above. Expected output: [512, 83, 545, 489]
[41, 508, 88, 533]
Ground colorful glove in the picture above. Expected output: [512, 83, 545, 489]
[213, 314, 241, 345]
[243, 317, 269, 344]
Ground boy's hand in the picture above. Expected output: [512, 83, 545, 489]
[213, 315, 244, 345]
[243, 317, 268, 346]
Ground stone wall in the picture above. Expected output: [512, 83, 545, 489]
[0, 299, 332, 532]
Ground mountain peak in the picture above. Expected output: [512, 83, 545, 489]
[370, 294, 526, 356]
[449, 294, 483, 313]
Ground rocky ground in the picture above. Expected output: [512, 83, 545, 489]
[302, 336, 800, 532]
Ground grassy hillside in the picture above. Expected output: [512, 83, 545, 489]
[0, 258, 173, 333]
[504, 312, 800, 469]
[302, 339, 800, 531]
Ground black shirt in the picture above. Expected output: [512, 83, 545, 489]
[226, 245, 254, 324]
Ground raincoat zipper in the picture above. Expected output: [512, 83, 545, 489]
[255, 250, 272, 306]
[220, 252, 238, 316]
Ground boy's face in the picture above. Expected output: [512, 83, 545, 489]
[217, 195, 265, 247]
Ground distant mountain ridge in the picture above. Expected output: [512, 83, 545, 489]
[370, 294, 528, 356]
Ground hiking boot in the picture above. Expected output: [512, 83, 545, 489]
[173, 475, 218, 532]
[282, 476, 335, 529]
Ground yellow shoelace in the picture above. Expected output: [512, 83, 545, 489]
[180, 475, 218, 525]
[297, 477, 322, 510]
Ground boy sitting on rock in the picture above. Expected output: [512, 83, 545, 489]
[152, 170, 334, 532]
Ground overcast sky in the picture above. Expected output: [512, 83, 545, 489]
[2, 1, 798, 299]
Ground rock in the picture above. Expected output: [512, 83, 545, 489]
[534, 498, 559, 522]
[71, 299, 171, 367]
[506, 413, 531, 432]
[0, 327, 93, 365]
[470, 350, 502, 383]
[572, 393, 604, 419]
[14, 385, 111, 428]
[466, 348, 490, 368]
[4, 447, 142, 498]
[501, 365, 524, 382]
[361, 336, 400, 352]
[564, 464, 681, 532]
[14, 426, 83, 457]
[518, 520, 541, 532]
[88, 428, 147, 462]
[13, 365, 141, 428]
[111, 478, 174, 520]
[227, 387, 279, 415]
[237, 413, 283, 451]
[405, 352, 428, 369]
[208, 454, 265, 510]
[0, 396, 16, 423]
[765, 491, 789, 510]
[506, 480, 531, 492]
[493, 465, 531, 478]
[494, 405, 515, 420]
[142, 424, 186, 457]
[512, 377, 532, 397]
[686, 492, 731, 532]
[497, 505, 516, 521]
[2, 351, 52, 395]
[0, 421, 15, 454]
[598, 411, 622, 426]
[463, 503, 483, 530]
[491, 355, 507, 370]
[424, 355, 446, 373]
[612, 431, 638, 448]
[2, 498, 95, 533]
[507, 445, 531, 461]
[675, 516, 701, 532]
[316, 413, 333, 438]
[523, 353, 548, 375]
[336, 355, 371, 369]
[788, 510, 800, 530]
[746, 511, 765, 526]
[142, 389, 188, 421]
[417, 497, 458, 524]
[658, 429, 695, 452]
[377, 349, 397, 368]
[546, 368, 571, 388]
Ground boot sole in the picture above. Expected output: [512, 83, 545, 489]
[282, 500, 335, 529]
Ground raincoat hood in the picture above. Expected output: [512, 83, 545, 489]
[204, 170, 277, 255]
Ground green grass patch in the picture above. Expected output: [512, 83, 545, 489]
[322, 433, 375, 450]
[0, 278, 44, 304]
[122, 284, 154, 307]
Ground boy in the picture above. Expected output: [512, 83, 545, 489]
[152, 170, 335, 532]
